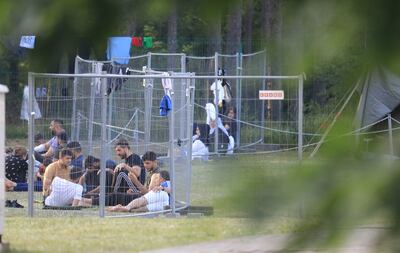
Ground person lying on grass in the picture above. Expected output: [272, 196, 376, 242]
[107, 170, 170, 212]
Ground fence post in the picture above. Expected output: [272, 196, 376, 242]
[133, 108, 139, 152]
[27, 73, 35, 217]
[71, 58, 79, 141]
[0, 84, 9, 237]
[144, 78, 153, 151]
[298, 74, 304, 161]
[236, 52, 243, 148]
[185, 76, 194, 205]
[107, 81, 114, 147]
[261, 50, 267, 144]
[87, 77, 96, 155]
[99, 76, 108, 218]
[147, 52, 152, 69]
[214, 52, 219, 154]
[169, 90, 176, 215]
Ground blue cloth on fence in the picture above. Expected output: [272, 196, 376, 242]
[106, 37, 131, 65]
[160, 95, 172, 116]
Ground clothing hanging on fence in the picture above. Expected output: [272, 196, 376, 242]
[103, 64, 130, 95]
[20, 86, 42, 120]
[106, 37, 131, 65]
[143, 37, 153, 49]
[205, 103, 216, 125]
[161, 72, 173, 96]
[211, 68, 232, 115]
[115, 66, 130, 92]
[160, 95, 172, 116]
[210, 80, 224, 106]
[94, 62, 103, 95]
[20, 35, 36, 49]
[132, 37, 143, 47]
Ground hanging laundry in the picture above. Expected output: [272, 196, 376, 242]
[94, 62, 103, 95]
[104, 64, 130, 95]
[20, 36, 36, 49]
[132, 37, 143, 47]
[161, 72, 173, 96]
[106, 37, 131, 65]
[114, 66, 130, 92]
[20, 86, 42, 121]
[143, 37, 153, 49]
[160, 95, 172, 116]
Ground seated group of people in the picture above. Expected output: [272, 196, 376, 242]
[192, 105, 236, 160]
[6, 119, 172, 213]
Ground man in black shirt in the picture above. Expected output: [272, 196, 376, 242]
[114, 138, 145, 190]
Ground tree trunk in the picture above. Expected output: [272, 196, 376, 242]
[209, 17, 222, 54]
[167, 1, 178, 69]
[225, 0, 242, 55]
[262, 0, 282, 121]
[244, 0, 254, 53]
[126, 19, 137, 37]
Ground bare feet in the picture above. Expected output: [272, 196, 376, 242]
[107, 204, 129, 212]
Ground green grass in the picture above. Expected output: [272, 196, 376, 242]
[3, 153, 303, 253]
[4, 216, 303, 253]
[6, 124, 28, 139]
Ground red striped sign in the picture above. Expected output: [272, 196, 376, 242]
[259, 90, 284, 100]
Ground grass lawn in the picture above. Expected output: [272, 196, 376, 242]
[3, 153, 303, 253]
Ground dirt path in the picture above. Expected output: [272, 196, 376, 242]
[141, 227, 385, 253]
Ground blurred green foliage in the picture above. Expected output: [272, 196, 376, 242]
[1, 0, 400, 250]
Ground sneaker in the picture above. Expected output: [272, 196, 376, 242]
[5, 200, 12, 207]
[11, 200, 24, 208]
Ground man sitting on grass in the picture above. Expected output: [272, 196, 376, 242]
[126, 151, 161, 195]
[43, 149, 91, 207]
[107, 170, 170, 212]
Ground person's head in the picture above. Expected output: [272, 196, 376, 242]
[193, 123, 201, 136]
[85, 155, 100, 171]
[115, 138, 131, 159]
[34, 133, 45, 145]
[159, 170, 170, 182]
[227, 106, 236, 119]
[5, 147, 13, 156]
[58, 148, 73, 167]
[66, 141, 81, 158]
[106, 159, 116, 170]
[70, 166, 83, 183]
[49, 119, 64, 135]
[13, 146, 27, 160]
[142, 151, 157, 171]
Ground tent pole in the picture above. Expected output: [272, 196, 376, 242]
[388, 114, 394, 157]
[309, 81, 361, 158]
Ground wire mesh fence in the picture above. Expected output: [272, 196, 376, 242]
[25, 50, 307, 218]
[28, 72, 195, 217]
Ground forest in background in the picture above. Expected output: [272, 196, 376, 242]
[3, 1, 400, 251]
[0, 0, 366, 129]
